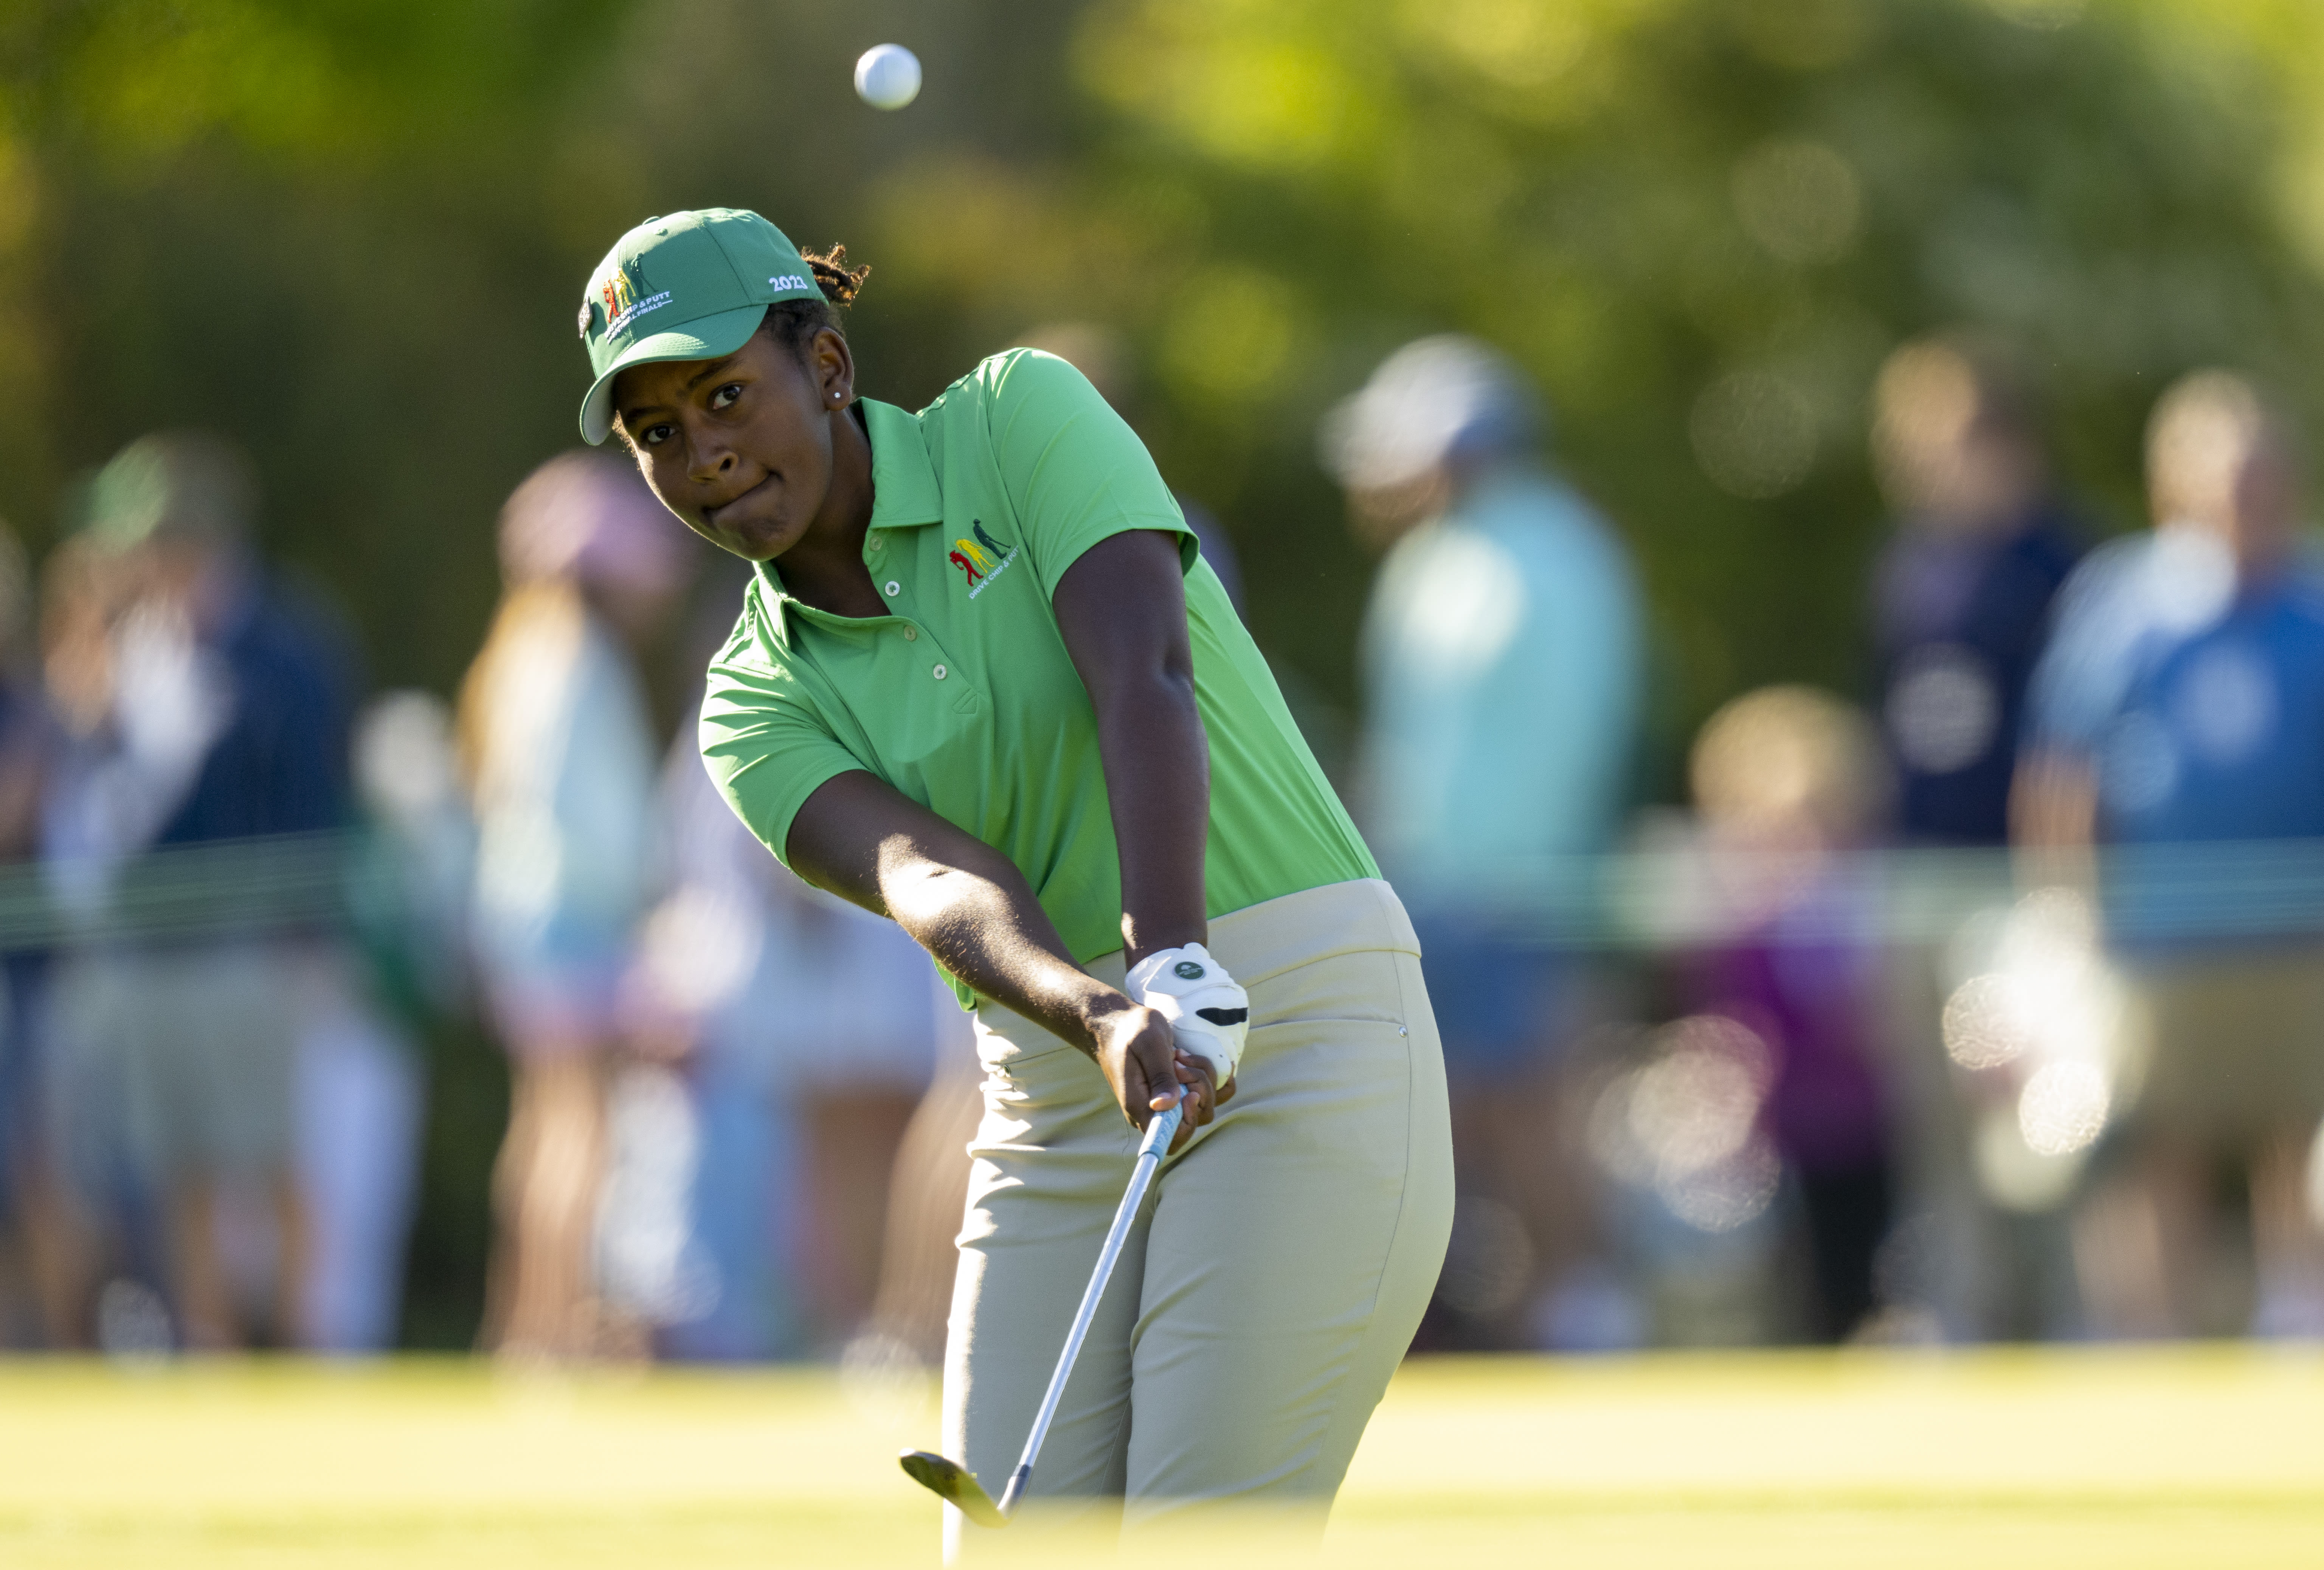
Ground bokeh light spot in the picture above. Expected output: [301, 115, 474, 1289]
[2018, 1060, 2110, 1157]
[1397, 0, 1591, 88]
[1733, 0, 1869, 71]
[1732, 138, 1863, 265]
[1942, 973, 2031, 1071]
[1984, 0, 2087, 31]
[1590, 1016, 1782, 1235]
[1887, 644, 2000, 774]
[1691, 371, 1818, 498]
[1160, 264, 1300, 405]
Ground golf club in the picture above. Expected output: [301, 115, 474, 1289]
[899, 1091, 1186, 1527]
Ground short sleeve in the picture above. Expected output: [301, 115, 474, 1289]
[984, 349, 1196, 597]
[2024, 540, 2149, 758]
[698, 656, 866, 869]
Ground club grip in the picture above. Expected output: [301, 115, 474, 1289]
[1140, 1098, 1183, 1157]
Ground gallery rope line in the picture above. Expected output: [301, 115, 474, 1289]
[0, 835, 2317, 951]
[1424, 839, 2324, 950]
[0, 831, 372, 948]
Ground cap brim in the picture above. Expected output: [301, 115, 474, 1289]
[579, 302, 769, 444]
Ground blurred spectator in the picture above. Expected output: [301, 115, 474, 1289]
[619, 568, 951, 1361]
[1687, 687, 1898, 1341]
[1872, 337, 2082, 844]
[294, 692, 472, 1351]
[1324, 335, 1642, 1347]
[627, 697, 948, 1360]
[1867, 337, 2085, 1342]
[2017, 371, 2324, 1336]
[0, 524, 61, 1343]
[458, 450, 688, 1361]
[17, 533, 124, 1348]
[852, 1038, 984, 1371]
[39, 433, 356, 1350]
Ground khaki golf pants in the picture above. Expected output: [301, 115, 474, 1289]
[942, 878, 1454, 1554]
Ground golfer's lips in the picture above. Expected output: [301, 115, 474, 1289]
[704, 470, 779, 531]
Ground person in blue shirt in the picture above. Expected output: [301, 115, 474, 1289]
[1324, 336, 1641, 1347]
[1869, 336, 2081, 845]
[2017, 371, 2324, 1338]
[1867, 337, 2084, 1339]
[42, 433, 356, 1350]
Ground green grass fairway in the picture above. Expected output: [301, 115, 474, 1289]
[3, 1347, 2322, 1566]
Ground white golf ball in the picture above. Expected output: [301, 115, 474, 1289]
[855, 44, 922, 110]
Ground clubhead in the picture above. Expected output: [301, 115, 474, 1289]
[899, 1449, 1009, 1528]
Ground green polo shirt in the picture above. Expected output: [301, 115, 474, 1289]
[699, 349, 1376, 997]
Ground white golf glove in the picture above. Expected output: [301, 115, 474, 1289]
[1123, 942, 1249, 1089]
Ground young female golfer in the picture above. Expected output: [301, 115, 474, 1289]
[574, 208, 1453, 1541]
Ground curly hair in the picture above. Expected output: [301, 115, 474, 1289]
[759, 244, 869, 359]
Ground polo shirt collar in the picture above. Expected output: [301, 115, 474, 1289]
[753, 397, 942, 642]
[861, 398, 943, 532]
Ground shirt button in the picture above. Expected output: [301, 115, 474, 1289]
[932, 664, 948, 680]
[867, 534, 885, 553]
[884, 580, 900, 597]
[902, 626, 918, 642]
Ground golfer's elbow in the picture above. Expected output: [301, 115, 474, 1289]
[876, 836, 1013, 929]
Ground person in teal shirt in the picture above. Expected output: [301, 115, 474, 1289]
[1326, 336, 1640, 1347]
[571, 208, 1450, 1548]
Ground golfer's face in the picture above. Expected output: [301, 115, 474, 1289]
[613, 329, 846, 561]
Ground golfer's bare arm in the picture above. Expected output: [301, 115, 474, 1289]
[1049, 529, 1213, 972]
[786, 777, 1098, 1036]
[784, 770, 1215, 1146]
[1055, 527, 1229, 1112]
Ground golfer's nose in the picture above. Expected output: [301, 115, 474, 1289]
[689, 436, 738, 486]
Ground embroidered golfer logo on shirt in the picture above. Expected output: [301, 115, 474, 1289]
[949, 520, 1020, 599]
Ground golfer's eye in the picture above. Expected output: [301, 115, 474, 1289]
[710, 382, 743, 411]
[641, 422, 675, 447]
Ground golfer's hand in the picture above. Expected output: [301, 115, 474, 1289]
[1086, 997, 1229, 1154]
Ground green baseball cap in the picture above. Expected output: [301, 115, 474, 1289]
[576, 208, 824, 445]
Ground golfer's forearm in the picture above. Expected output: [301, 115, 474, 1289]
[1094, 669, 1210, 967]
[787, 771, 1127, 1051]
[877, 841, 1128, 1054]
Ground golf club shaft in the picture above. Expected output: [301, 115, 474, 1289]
[995, 1096, 1183, 1516]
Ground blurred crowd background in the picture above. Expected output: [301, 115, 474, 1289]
[9, 0, 2324, 1359]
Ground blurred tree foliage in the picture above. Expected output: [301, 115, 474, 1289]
[0, 0, 1085, 691]
[3, 0, 2322, 743]
[965, 0, 2324, 775]
[7, 0, 2324, 1336]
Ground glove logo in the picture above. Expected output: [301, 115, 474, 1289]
[1128, 945, 1247, 1086]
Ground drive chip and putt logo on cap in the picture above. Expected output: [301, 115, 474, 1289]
[599, 265, 668, 338]
[575, 208, 827, 445]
